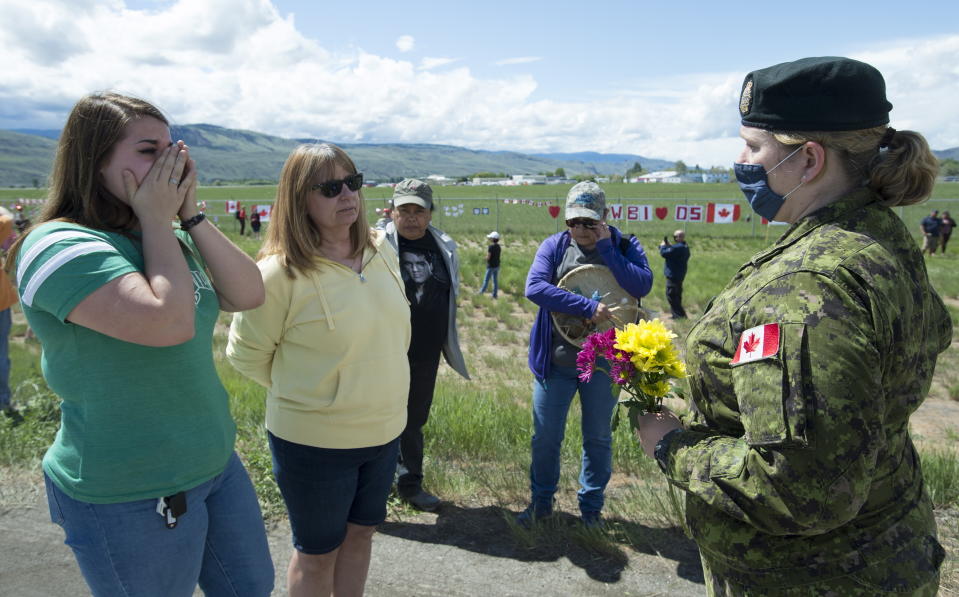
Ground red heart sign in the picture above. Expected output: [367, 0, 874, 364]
[655, 207, 668, 220]
[548, 206, 560, 218]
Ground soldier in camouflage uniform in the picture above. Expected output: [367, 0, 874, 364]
[637, 57, 949, 595]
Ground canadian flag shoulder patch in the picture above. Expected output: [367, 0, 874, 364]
[730, 323, 780, 366]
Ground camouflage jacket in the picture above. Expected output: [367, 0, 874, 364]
[660, 188, 950, 588]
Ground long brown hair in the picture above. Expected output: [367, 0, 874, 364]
[4, 92, 168, 272]
[772, 126, 939, 207]
[260, 143, 374, 278]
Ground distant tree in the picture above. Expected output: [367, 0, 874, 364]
[625, 161, 645, 178]
[942, 159, 959, 177]
[674, 160, 688, 175]
[32, 178, 39, 188]
[554, 167, 566, 178]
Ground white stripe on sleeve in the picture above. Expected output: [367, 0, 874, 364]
[17, 230, 108, 288]
[20, 241, 119, 307]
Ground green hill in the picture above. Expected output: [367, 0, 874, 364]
[934, 147, 959, 161]
[0, 130, 57, 188]
[10, 123, 949, 187]
[0, 125, 671, 187]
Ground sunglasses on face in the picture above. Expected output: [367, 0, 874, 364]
[311, 172, 364, 198]
[566, 218, 599, 230]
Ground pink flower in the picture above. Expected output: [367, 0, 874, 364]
[576, 328, 619, 383]
[576, 346, 596, 382]
[609, 359, 636, 386]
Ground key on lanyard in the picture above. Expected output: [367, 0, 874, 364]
[156, 492, 187, 529]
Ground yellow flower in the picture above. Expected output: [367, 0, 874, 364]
[614, 319, 687, 378]
[639, 379, 671, 397]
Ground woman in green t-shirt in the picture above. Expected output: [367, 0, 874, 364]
[6, 93, 274, 596]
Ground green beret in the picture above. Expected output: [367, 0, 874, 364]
[739, 56, 892, 132]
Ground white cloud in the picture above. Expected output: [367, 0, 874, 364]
[419, 57, 459, 71]
[852, 35, 959, 151]
[0, 1, 956, 168]
[395, 34, 414, 53]
[495, 56, 542, 66]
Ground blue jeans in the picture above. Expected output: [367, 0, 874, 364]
[529, 364, 618, 515]
[0, 308, 10, 409]
[45, 452, 274, 597]
[479, 266, 499, 297]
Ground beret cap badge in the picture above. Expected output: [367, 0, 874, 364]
[740, 80, 753, 115]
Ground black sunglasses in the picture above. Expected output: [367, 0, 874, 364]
[566, 218, 599, 230]
[311, 172, 364, 198]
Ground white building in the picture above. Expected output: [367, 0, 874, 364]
[632, 171, 678, 183]
[425, 174, 456, 185]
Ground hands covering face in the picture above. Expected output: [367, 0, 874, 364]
[122, 140, 197, 226]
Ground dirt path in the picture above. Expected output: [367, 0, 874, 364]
[0, 476, 704, 596]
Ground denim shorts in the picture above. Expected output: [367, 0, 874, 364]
[45, 452, 274, 597]
[268, 431, 399, 554]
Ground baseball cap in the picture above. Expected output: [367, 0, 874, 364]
[564, 181, 606, 221]
[392, 178, 433, 210]
[487, 231, 500, 240]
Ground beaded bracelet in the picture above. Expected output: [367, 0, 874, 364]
[179, 213, 206, 231]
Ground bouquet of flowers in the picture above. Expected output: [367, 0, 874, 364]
[576, 319, 687, 430]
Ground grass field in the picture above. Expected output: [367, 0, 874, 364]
[1, 185, 958, 592]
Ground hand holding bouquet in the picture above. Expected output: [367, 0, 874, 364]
[576, 319, 687, 431]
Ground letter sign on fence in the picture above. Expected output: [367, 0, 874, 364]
[674, 205, 703, 222]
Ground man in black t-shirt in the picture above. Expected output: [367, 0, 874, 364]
[478, 231, 501, 298]
[385, 179, 470, 511]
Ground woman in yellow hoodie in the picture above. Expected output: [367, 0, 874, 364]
[227, 143, 410, 597]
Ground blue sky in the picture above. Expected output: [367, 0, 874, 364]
[2, 0, 957, 167]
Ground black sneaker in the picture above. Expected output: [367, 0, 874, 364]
[581, 511, 604, 529]
[402, 490, 441, 512]
[515, 502, 553, 529]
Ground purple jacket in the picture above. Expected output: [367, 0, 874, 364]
[525, 227, 653, 380]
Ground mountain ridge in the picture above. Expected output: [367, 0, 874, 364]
[4, 126, 956, 187]
[1, 125, 673, 187]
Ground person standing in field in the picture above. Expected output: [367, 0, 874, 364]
[237, 203, 247, 236]
[478, 231, 501, 298]
[939, 210, 954, 253]
[659, 229, 690, 319]
[228, 143, 410, 597]
[521, 181, 653, 528]
[637, 56, 949, 595]
[250, 206, 261, 240]
[0, 205, 18, 419]
[919, 209, 941, 256]
[6, 92, 274, 596]
[385, 178, 470, 512]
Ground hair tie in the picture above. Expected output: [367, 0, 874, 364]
[879, 127, 897, 149]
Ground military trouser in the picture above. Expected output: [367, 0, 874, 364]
[701, 554, 940, 597]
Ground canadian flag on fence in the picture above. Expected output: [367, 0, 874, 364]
[226, 200, 238, 214]
[252, 205, 271, 222]
[730, 323, 780, 365]
[706, 203, 740, 223]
